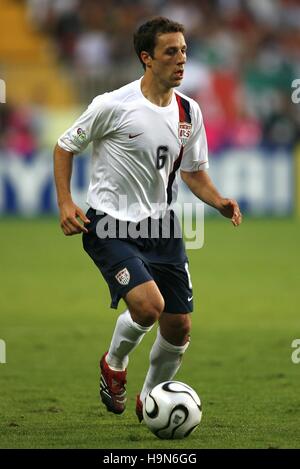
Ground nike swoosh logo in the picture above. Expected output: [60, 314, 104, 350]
[129, 132, 144, 139]
[188, 296, 193, 302]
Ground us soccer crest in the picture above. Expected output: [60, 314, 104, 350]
[178, 122, 192, 146]
[115, 267, 130, 286]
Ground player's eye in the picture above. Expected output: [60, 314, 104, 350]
[166, 48, 177, 56]
[165, 47, 187, 57]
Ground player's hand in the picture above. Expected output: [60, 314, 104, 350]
[218, 198, 242, 227]
[59, 200, 90, 236]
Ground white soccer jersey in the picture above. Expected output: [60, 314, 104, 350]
[58, 78, 209, 222]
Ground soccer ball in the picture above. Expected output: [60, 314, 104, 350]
[143, 381, 202, 439]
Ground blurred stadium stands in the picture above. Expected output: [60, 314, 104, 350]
[0, 0, 300, 216]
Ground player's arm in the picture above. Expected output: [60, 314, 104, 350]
[180, 169, 242, 226]
[53, 143, 90, 236]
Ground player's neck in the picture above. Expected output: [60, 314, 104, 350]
[141, 75, 173, 107]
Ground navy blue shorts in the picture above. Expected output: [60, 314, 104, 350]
[82, 208, 193, 313]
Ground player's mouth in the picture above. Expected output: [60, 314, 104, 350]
[174, 69, 184, 79]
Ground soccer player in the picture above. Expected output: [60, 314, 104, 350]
[53, 17, 242, 421]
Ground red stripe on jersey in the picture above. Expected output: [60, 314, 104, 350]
[167, 146, 184, 205]
[167, 94, 192, 205]
[175, 93, 186, 122]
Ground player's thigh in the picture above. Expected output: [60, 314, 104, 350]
[125, 280, 165, 327]
[149, 262, 193, 314]
[159, 311, 192, 346]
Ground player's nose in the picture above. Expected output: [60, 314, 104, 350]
[177, 51, 186, 65]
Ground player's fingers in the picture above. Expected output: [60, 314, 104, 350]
[228, 199, 241, 223]
[61, 218, 82, 235]
[231, 209, 242, 226]
[229, 199, 238, 210]
[233, 209, 239, 220]
[60, 221, 73, 235]
[61, 221, 75, 235]
[76, 207, 90, 224]
[67, 216, 89, 234]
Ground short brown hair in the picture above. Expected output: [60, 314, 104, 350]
[133, 17, 185, 69]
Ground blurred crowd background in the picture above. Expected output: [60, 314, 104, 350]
[32, 0, 300, 151]
[0, 0, 299, 215]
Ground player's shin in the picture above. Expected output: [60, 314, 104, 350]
[106, 309, 153, 371]
[140, 328, 190, 402]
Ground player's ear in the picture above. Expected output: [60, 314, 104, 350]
[140, 51, 152, 69]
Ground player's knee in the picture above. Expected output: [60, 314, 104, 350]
[143, 297, 165, 324]
[178, 320, 191, 343]
[167, 315, 191, 344]
[134, 297, 165, 326]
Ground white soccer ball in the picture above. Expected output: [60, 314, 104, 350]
[143, 381, 202, 439]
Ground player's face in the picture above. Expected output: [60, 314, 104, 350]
[149, 32, 187, 89]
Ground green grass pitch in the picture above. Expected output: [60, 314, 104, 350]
[0, 216, 299, 449]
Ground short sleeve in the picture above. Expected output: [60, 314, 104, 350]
[180, 102, 209, 172]
[57, 94, 116, 154]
